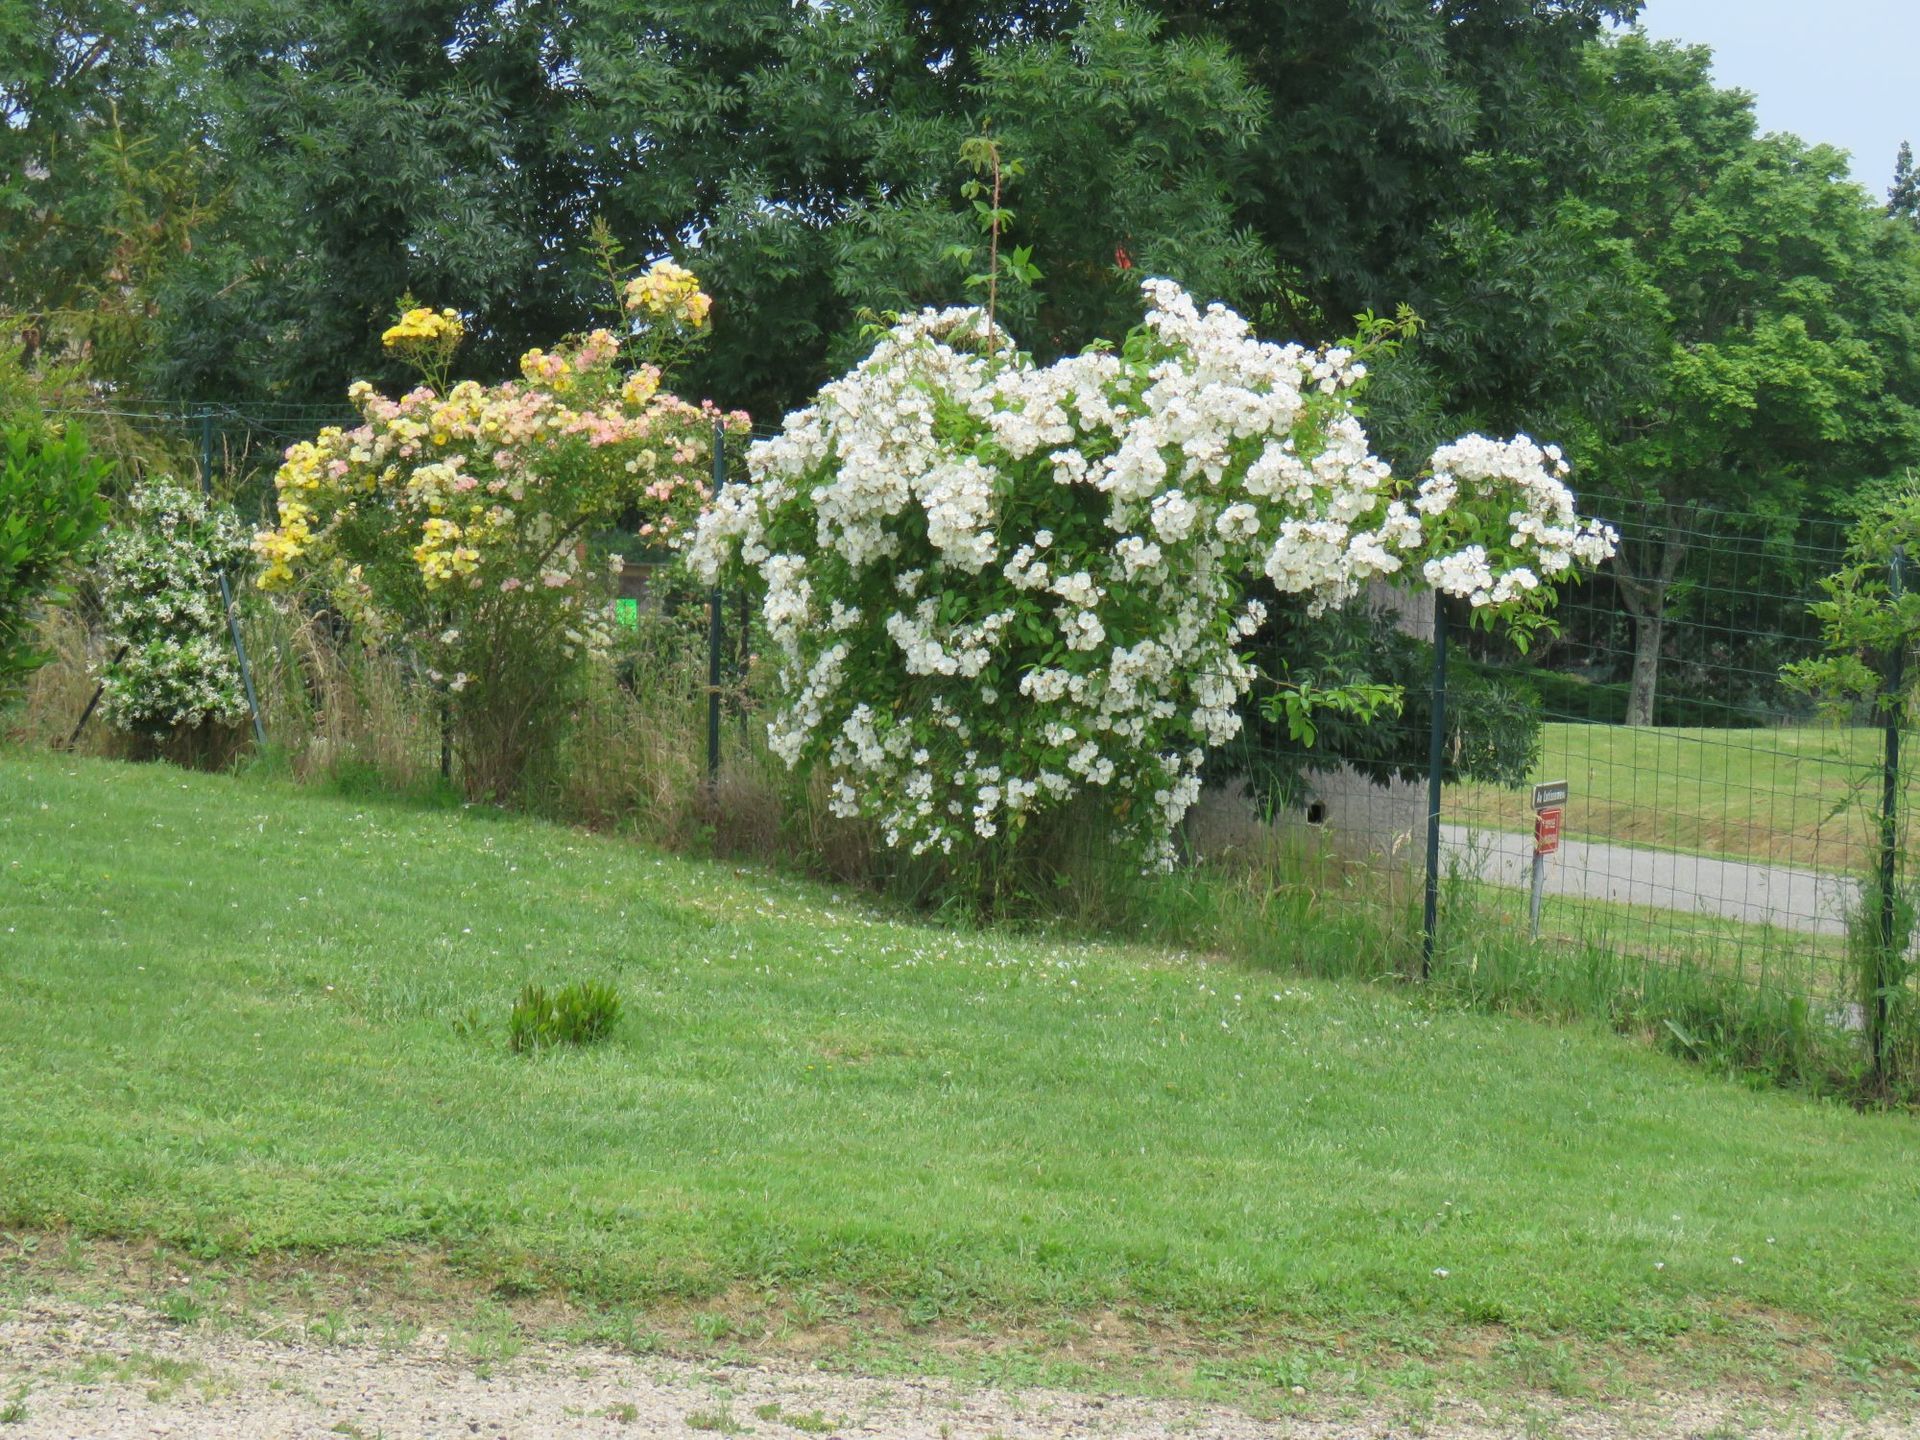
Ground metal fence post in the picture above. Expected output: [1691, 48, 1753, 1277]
[706, 418, 725, 788]
[1876, 545, 1907, 1082]
[1422, 593, 1447, 978]
[200, 408, 268, 752]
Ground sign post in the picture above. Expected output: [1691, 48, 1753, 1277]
[1529, 781, 1568, 941]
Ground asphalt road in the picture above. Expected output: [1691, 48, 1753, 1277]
[1439, 824, 1856, 937]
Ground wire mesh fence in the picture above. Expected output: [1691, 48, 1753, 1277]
[36, 394, 1920, 1083]
[1436, 503, 1877, 1009]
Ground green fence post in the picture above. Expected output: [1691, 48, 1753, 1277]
[706, 418, 725, 788]
[1422, 593, 1447, 979]
[1876, 545, 1907, 1084]
[200, 408, 268, 752]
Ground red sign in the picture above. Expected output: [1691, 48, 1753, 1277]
[1535, 807, 1563, 855]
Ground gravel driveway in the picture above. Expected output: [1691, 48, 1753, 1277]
[4, 1294, 1916, 1439]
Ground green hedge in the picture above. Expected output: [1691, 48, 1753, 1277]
[1501, 666, 1765, 729]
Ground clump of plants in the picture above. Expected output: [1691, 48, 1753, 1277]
[507, 979, 623, 1054]
[94, 475, 253, 737]
[0, 423, 109, 705]
[254, 243, 749, 800]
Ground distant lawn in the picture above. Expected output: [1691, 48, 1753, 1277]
[1450, 722, 1909, 873]
[7, 753, 1920, 1384]
[1460, 875, 1853, 1001]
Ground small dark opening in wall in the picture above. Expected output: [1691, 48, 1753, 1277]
[1305, 800, 1328, 826]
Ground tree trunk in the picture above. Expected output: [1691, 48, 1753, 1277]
[1626, 606, 1663, 727]
[1613, 515, 1688, 730]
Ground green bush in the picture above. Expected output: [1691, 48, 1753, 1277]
[0, 424, 110, 704]
[1221, 602, 1543, 811]
[507, 979, 623, 1054]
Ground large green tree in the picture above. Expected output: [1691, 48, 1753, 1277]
[0, 0, 211, 378]
[1568, 38, 1920, 724]
[30, 0, 1663, 421]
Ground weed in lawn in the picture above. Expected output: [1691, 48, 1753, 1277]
[785, 1290, 831, 1329]
[507, 979, 622, 1054]
[752, 1402, 833, 1433]
[606, 1401, 640, 1423]
[308, 1310, 352, 1346]
[374, 1317, 421, 1351]
[69, 1351, 213, 1402]
[685, 1403, 744, 1433]
[0, 1387, 26, 1425]
[694, 1311, 735, 1342]
[453, 1302, 524, 1366]
[158, 1290, 206, 1326]
[1498, 1336, 1592, 1400]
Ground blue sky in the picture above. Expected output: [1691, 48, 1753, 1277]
[1627, 0, 1918, 191]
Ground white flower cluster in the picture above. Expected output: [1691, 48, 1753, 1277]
[95, 477, 253, 733]
[692, 281, 1614, 869]
[1417, 435, 1618, 608]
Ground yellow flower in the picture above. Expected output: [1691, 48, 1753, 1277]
[622, 259, 712, 329]
[382, 306, 464, 351]
[621, 366, 662, 408]
[413, 516, 483, 586]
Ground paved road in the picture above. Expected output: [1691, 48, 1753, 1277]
[1439, 824, 1856, 936]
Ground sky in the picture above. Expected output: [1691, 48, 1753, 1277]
[1626, 0, 1917, 191]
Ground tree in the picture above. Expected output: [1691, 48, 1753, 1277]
[1891, 141, 1920, 228]
[0, 0, 209, 377]
[1571, 38, 1920, 724]
[56, 0, 1661, 422]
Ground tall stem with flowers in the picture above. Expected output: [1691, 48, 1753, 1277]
[257, 261, 748, 799]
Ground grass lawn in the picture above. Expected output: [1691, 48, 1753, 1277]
[6, 753, 1920, 1394]
[1449, 722, 1908, 873]
[1458, 875, 1853, 1001]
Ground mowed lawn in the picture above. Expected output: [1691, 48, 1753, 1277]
[1450, 722, 1907, 873]
[8, 755, 1920, 1364]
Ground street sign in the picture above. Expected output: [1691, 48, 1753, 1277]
[1532, 779, 1569, 811]
[1534, 807, 1563, 855]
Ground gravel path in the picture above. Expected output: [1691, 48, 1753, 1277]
[1440, 824, 1856, 936]
[3, 1295, 1915, 1440]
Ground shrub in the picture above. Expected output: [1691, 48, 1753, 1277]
[255, 266, 748, 800]
[0, 423, 110, 705]
[693, 280, 1614, 884]
[1220, 599, 1543, 811]
[507, 979, 623, 1053]
[94, 476, 253, 736]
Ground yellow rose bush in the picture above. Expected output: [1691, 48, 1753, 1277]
[256, 279, 747, 799]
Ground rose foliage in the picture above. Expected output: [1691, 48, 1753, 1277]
[96, 476, 252, 734]
[693, 280, 1616, 869]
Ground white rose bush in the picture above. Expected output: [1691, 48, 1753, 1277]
[95, 476, 253, 735]
[693, 278, 1616, 877]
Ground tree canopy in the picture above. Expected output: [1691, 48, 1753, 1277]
[9, 0, 1920, 729]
